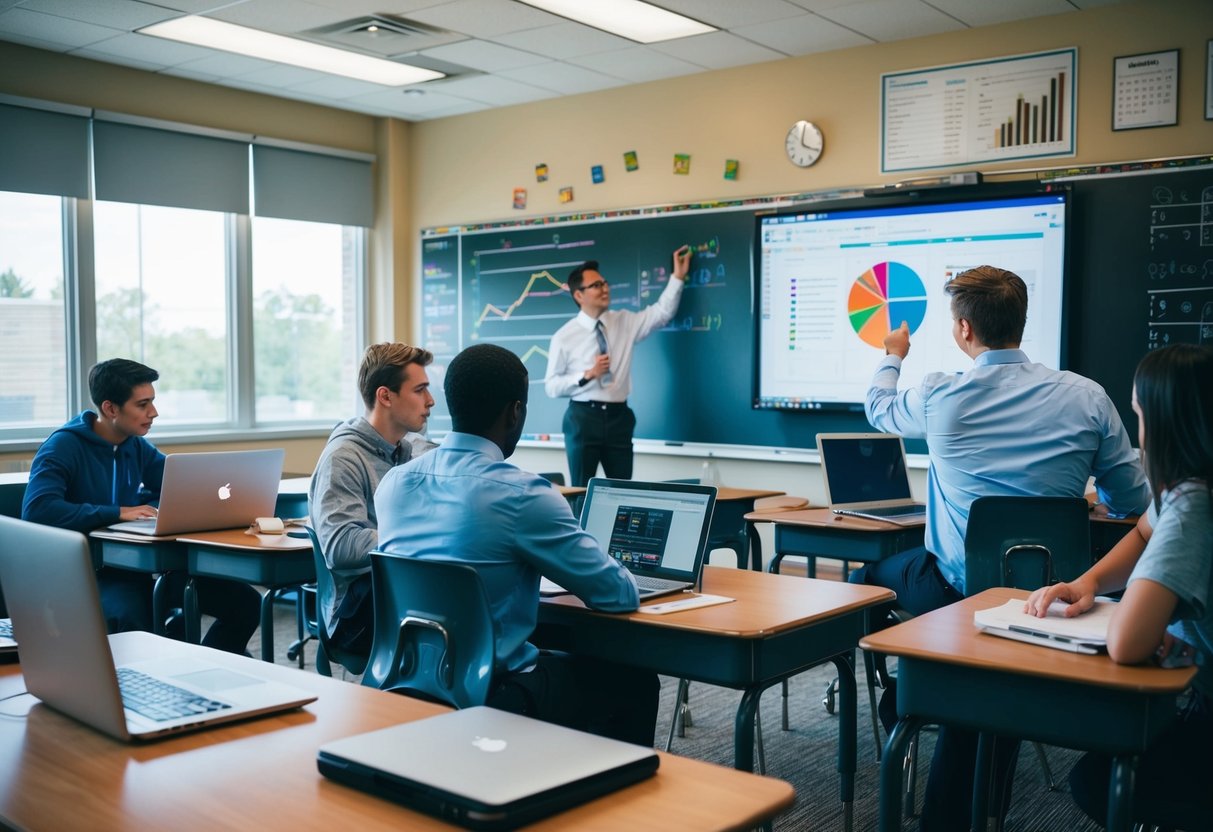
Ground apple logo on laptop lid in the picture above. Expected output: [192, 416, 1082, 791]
[217, 483, 232, 501]
[472, 736, 507, 753]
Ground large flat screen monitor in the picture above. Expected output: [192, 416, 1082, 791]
[754, 189, 1069, 411]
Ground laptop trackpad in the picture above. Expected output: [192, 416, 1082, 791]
[171, 667, 263, 692]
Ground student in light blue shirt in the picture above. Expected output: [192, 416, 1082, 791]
[853, 265, 1150, 831]
[376, 343, 658, 746]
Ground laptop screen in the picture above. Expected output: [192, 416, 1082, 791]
[818, 434, 913, 506]
[580, 480, 715, 578]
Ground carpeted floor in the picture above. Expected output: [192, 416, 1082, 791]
[255, 595, 1103, 832]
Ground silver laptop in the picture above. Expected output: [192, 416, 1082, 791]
[109, 449, 284, 535]
[577, 478, 717, 600]
[0, 515, 315, 741]
[818, 433, 927, 525]
[0, 617, 15, 655]
[318, 706, 659, 830]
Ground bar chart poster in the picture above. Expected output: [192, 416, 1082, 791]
[881, 48, 1076, 173]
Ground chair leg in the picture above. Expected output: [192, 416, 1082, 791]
[754, 701, 766, 776]
[904, 733, 919, 818]
[664, 677, 691, 752]
[782, 678, 790, 730]
[863, 649, 883, 762]
[822, 677, 837, 714]
[1031, 741, 1058, 790]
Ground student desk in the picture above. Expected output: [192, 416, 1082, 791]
[89, 530, 189, 636]
[744, 508, 925, 577]
[0, 632, 795, 831]
[709, 487, 786, 569]
[860, 587, 1197, 832]
[175, 529, 314, 662]
[541, 565, 893, 831]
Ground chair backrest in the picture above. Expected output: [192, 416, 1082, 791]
[361, 552, 496, 709]
[303, 526, 368, 676]
[964, 496, 1091, 595]
[538, 471, 566, 486]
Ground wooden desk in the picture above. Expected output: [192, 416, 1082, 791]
[860, 587, 1196, 832]
[542, 566, 893, 830]
[0, 632, 794, 831]
[744, 508, 925, 577]
[89, 530, 189, 636]
[710, 486, 785, 570]
[175, 529, 314, 662]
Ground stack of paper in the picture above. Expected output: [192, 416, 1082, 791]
[973, 598, 1117, 654]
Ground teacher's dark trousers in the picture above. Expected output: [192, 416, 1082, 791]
[563, 400, 635, 488]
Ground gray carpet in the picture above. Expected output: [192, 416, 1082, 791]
[257, 598, 1103, 832]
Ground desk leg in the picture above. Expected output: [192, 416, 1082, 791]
[151, 573, 172, 637]
[830, 654, 857, 832]
[972, 732, 994, 831]
[746, 522, 763, 571]
[259, 589, 276, 663]
[879, 716, 923, 832]
[183, 578, 201, 644]
[1106, 755, 1137, 832]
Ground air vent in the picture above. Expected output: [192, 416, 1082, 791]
[305, 16, 465, 58]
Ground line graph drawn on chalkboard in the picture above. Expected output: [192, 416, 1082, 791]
[472, 270, 567, 329]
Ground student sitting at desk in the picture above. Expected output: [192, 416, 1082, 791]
[376, 343, 658, 746]
[854, 265, 1151, 831]
[1026, 343, 1213, 828]
[21, 358, 259, 654]
[309, 342, 435, 654]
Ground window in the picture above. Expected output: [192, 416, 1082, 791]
[93, 202, 230, 424]
[252, 217, 363, 422]
[0, 191, 68, 429]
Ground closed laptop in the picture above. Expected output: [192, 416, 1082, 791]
[318, 706, 659, 830]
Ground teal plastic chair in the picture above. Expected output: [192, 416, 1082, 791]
[964, 496, 1091, 592]
[361, 552, 496, 709]
[301, 526, 368, 677]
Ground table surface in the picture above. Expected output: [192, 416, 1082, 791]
[0, 632, 794, 832]
[175, 528, 312, 552]
[861, 586, 1195, 694]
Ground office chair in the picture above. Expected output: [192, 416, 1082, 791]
[361, 552, 496, 709]
[300, 527, 369, 678]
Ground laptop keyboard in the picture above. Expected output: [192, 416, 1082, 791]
[117, 667, 231, 722]
[843, 505, 924, 518]
[633, 574, 684, 592]
[0, 619, 11, 639]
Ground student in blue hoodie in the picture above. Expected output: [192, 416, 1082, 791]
[22, 359, 259, 654]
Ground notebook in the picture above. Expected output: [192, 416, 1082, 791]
[0, 514, 316, 741]
[109, 448, 285, 536]
[317, 706, 659, 830]
[574, 478, 717, 600]
[817, 433, 926, 525]
[974, 597, 1116, 654]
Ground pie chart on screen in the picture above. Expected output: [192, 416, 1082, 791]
[848, 262, 928, 348]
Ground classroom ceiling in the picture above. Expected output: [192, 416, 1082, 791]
[0, 0, 1123, 122]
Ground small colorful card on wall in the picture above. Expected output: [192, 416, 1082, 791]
[673, 154, 691, 175]
[591, 165, 604, 183]
[512, 188, 527, 209]
[559, 186, 574, 203]
[535, 163, 549, 182]
[723, 159, 739, 180]
[623, 150, 639, 171]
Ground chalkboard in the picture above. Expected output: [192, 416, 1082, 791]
[1067, 165, 1213, 435]
[419, 162, 1213, 452]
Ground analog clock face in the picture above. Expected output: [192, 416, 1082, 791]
[785, 120, 824, 167]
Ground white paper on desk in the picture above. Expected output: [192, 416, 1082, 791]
[638, 594, 735, 615]
[540, 577, 569, 596]
[974, 598, 1116, 648]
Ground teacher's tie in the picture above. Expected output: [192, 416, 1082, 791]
[595, 319, 612, 385]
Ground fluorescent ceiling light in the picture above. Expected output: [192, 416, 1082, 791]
[139, 16, 444, 86]
[516, 0, 715, 44]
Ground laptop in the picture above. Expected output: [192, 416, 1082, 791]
[317, 706, 659, 830]
[0, 617, 15, 656]
[109, 448, 285, 536]
[817, 433, 927, 525]
[0, 514, 316, 741]
[574, 478, 716, 600]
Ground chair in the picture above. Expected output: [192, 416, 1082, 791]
[361, 552, 496, 709]
[301, 526, 369, 677]
[538, 472, 566, 486]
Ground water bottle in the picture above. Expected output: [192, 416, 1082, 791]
[700, 454, 720, 486]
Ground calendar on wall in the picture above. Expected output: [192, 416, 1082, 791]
[1113, 49, 1179, 130]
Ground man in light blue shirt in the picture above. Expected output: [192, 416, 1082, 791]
[854, 264, 1149, 831]
[376, 343, 658, 746]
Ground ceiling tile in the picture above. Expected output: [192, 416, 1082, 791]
[70, 46, 168, 71]
[498, 61, 628, 95]
[420, 38, 547, 72]
[490, 21, 632, 59]
[138, 0, 241, 11]
[569, 47, 704, 83]
[928, 0, 1073, 26]
[652, 30, 787, 68]
[404, 0, 560, 39]
[75, 31, 215, 65]
[654, 0, 809, 28]
[19, 0, 177, 30]
[286, 74, 388, 99]
[207, 0, 350, 35]
[160, 65, 223, 83]
[170, 51, 281, 78]
[0, 7, 122, 48]
[350, 86, 487, 116]
[232, 62, 333, 88]
[817, 0, 966, 41]
[731, 12, 871, 55]
[427, 72, 559, 105]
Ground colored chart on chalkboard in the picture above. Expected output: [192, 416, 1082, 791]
[847, 261, 928, 348]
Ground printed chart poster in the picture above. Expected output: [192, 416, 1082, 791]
[881, 48, 1077, 173]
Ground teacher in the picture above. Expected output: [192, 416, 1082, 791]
[544, 246, 691, 487]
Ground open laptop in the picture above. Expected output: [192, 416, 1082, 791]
[0, 514, 315, 741]
[109, 448, 284, 535]
[574, 478, 717, 600]
[818, 433, 927, 525]
[0, 617, 15, 656]
[318, 706, 659, 830]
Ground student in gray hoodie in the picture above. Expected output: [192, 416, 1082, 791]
[309, 343, 434, 653]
